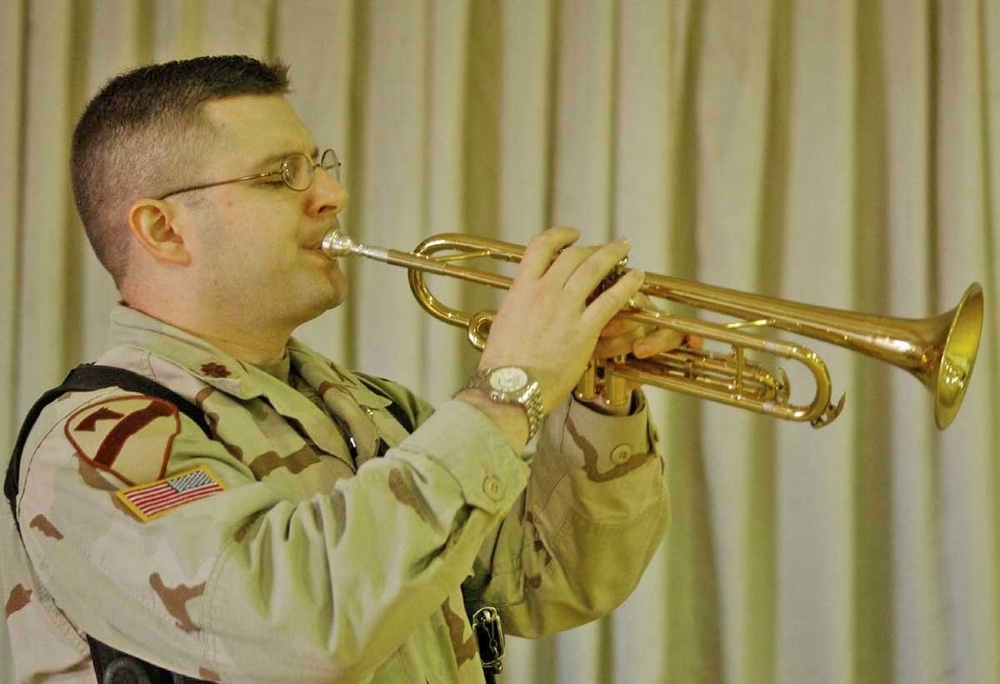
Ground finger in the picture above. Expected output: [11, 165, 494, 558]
[562, 237, 633, 303]
[594, 315, 645, 358]
[516, 227, 580, 280]
[599, 316, 643, 338]
[542, 244, 601, 287]
[594, 330, 642, 359]
[633, 327, 688, 358]
[581, 268, 645, 333]
[627, 291, 655, 310]
[596, 320, 689, 359]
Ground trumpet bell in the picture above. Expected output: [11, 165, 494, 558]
[933, 283, 984, 429]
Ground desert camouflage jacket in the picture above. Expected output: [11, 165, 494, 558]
[2, 305, 669, 683]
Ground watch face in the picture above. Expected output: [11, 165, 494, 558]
[489, 367, 528, 393]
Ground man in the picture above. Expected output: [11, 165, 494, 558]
[4, 55, 677, 682]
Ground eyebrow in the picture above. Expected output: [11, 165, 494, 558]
[256, 146, 321, 170]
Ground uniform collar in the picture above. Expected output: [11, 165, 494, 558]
[106, 304, 392, 411]
[105, 305, 262, 396]
[286, 338, 393, 411]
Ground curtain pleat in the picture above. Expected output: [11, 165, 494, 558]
[0, 0, 26, 454]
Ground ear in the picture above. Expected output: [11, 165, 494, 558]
[127, 199, 192, 266]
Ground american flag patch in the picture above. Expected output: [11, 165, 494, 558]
[116, 466, 225, 522]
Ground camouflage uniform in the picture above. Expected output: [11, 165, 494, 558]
[3, 305, 669, 683]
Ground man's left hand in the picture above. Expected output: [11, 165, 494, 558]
[579, 293, 700, 415]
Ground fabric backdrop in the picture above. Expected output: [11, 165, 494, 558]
[1, 1, 997, 683]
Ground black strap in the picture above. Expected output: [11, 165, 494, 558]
[4, 364, 210, 527]
[4, 364, 212, 683]
[88, 635, 208, 683]
[357, 374, 416, 432]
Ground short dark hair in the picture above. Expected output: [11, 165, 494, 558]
[71, 55, 291, 286]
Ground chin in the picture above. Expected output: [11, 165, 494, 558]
[324, 265, 349, 307]
[282, 265, 348, 324]
[282, 297, 339, 331]
[306, 280, 349, 318]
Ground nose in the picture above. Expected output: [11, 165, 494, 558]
[307, 165, 348, 217]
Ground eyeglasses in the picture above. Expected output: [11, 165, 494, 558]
[156, 148, 342, 200]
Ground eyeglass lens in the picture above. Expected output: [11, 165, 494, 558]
[281, 150, 341, 191]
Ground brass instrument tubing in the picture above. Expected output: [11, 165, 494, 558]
[322, 229, 983, 430]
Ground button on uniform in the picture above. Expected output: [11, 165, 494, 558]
[483, 476, 504, 501]
[610, 444, 633, 465]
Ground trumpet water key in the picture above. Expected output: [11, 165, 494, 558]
[322, 229, 984, 430]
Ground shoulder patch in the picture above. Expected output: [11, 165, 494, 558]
[65, 396, 180, 485]
[116, 466, 225, 522]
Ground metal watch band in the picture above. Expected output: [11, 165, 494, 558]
[518, 385, 543, 442]
[465, 367, 543, 442]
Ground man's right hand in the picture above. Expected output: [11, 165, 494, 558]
[459, 227, 644, 445]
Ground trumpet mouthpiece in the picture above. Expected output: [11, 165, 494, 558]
[321, 228, 355, 257]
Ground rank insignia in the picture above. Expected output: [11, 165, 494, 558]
[66, 396, 180, 485]
[117, 466, 225, 522]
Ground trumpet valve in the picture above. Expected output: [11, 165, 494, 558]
[574, 358, 631, 408]
[604, 356, 630, 407]
[575, 362, 599, 401]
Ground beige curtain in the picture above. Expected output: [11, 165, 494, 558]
[2, 1, 997, 682]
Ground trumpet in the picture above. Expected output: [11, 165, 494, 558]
[321, 230, 984, 430]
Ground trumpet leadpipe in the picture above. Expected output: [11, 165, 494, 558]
[322, 229, 512, 289]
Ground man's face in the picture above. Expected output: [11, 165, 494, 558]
[173, 95, 349, 332]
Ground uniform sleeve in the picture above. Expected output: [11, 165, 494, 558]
[463, 393, 670, 637]
[16, 391, 530, 682]
[1, 493, 91, 683]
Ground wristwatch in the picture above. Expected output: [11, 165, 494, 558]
[465, 366, 543, 441]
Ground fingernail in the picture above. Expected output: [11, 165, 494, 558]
[614, 236, 630, 246]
